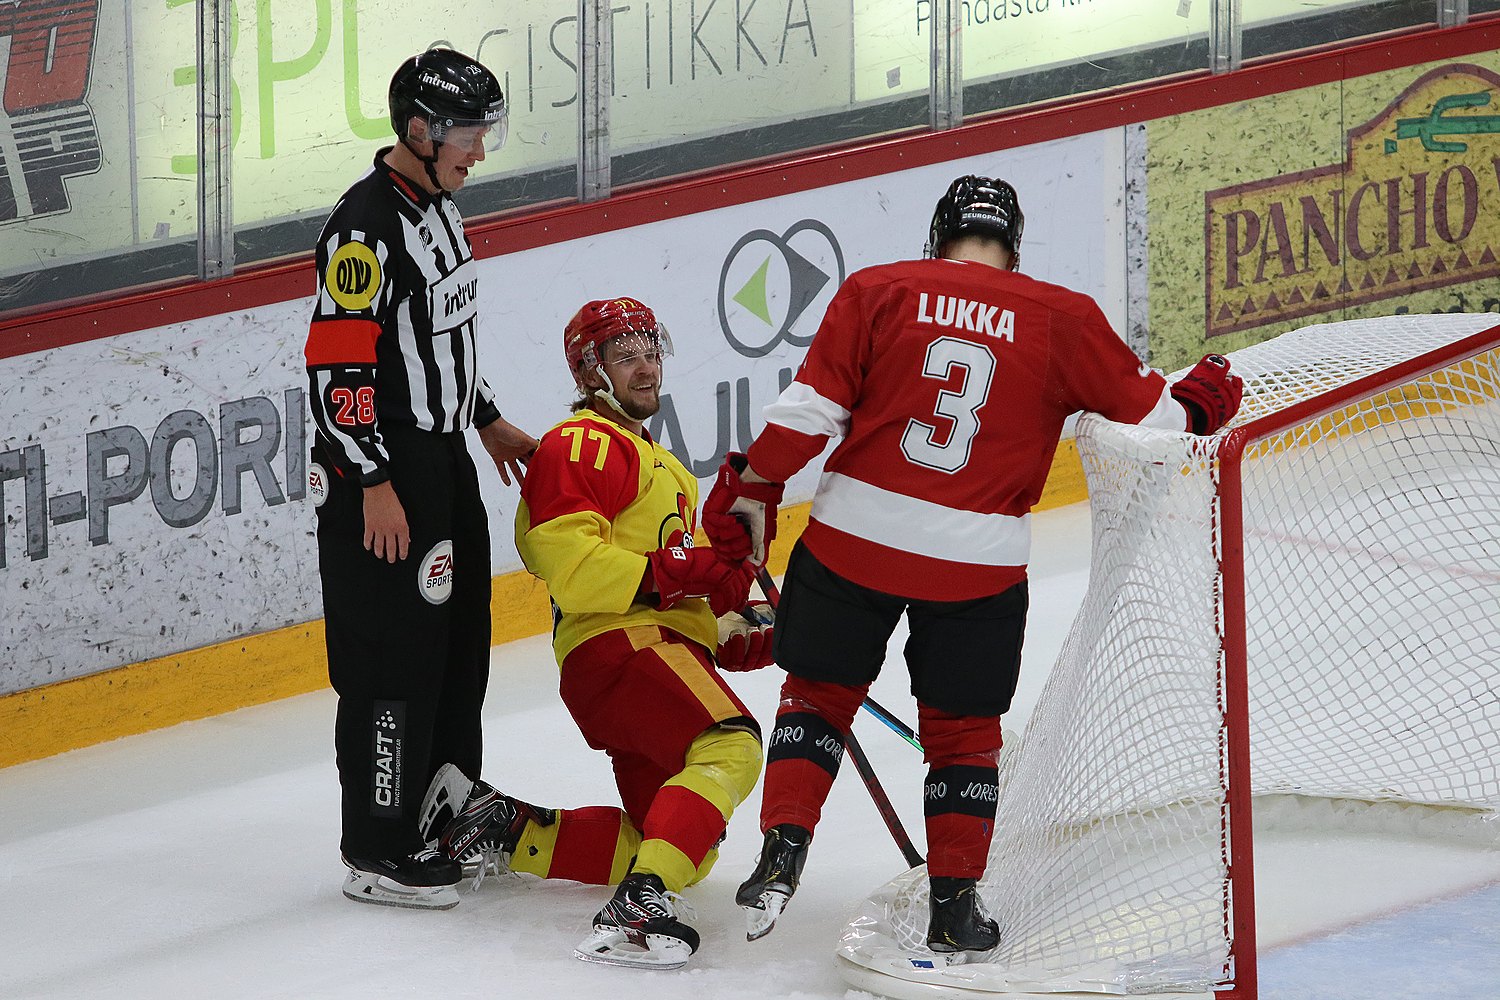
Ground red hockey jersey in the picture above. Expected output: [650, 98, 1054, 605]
[746, 258, 1186, 602]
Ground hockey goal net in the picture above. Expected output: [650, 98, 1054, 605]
[836, 314, 1500, 999]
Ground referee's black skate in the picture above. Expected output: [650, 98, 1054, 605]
[419, 763, 555, 886]
[341, 848, 462, 910]
[736, 823, 811, 941]
[927, 876, 999, 961]
[574, 872, 700, 970]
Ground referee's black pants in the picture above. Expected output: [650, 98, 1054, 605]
[314, 425, 491, 859]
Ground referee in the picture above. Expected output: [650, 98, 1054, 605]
[304, 47, 536, 910]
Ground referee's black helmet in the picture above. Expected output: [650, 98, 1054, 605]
[388, 48, 507, 150]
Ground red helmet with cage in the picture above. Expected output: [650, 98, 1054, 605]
[563, 297, 673, 391]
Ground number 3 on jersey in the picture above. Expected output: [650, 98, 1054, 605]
[900, 336, 995, 473]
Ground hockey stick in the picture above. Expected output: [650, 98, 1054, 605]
[844, 729, 925, 868]
[752, 571, 923, 752]
[754, 567, 926, 869]
[862, 697, 923, 752]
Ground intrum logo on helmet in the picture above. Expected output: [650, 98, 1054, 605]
[419, 71, 463, 95]
[717, 220, 844, 358]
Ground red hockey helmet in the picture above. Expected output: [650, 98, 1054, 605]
[563, 297, 674, 391]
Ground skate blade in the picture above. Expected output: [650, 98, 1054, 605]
[925, 945, 997, 967]
[742, 889, 788, 941]
[572, 927, 692, 971]
[342, 872, 459, 911]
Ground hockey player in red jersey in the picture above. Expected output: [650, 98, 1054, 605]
[706, 175, 1243, 957]
[419, 297, 773, 970]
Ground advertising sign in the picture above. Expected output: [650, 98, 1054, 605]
[0, 0, 848, 279]
[1147, 54, 1500, 372]
[0, 127, 1120, 693]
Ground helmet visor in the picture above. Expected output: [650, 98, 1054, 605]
[427, 108, 509, 152]
[601, 326, 673, 367]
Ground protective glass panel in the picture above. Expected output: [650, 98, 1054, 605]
[0, 0, 197, 320]
[963, 2, 1212, 118]
[608, 0, 930, 188]
[1242, 0, 1436, 61]
[1472, 1, 1500, 14]
[230, 3, 577, 267]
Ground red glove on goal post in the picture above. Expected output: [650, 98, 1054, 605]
[1170, 353, 1244, 435]
[703, 453, 785, 566]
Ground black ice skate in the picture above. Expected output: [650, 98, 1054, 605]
[927, 876, 1000, 962]
[736, 823, 811, 941]
[419, 763, 555, 887]
[341, 848, 462, 910]
[574, 872, 700, 970]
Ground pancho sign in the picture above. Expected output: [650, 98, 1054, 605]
[1204, 64, 1500, 339]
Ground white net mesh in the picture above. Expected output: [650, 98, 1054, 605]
[836, 315, 1500, 997]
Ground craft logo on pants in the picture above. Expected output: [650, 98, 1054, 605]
[371, 701, 405, 816]
[418, 539, 454, 604]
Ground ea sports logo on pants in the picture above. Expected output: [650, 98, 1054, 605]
[418, 540, 455, 604]
[308, 463, 329, 507]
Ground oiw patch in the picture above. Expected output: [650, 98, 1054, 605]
[370, 701, 405, 817]
[418, 539, 455, 604]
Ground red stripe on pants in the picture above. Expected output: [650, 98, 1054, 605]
[547, 806, 630, 885]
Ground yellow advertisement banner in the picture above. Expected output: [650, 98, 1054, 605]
[1147, 55, 1500, 373]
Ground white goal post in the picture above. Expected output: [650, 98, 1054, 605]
[836, 314, 1500, 1000]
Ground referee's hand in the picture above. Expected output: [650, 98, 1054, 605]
[479, 417, 539, 487]
[362, 481, 410, 562]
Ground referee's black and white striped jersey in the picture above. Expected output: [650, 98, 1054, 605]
[305, 149, 501, 486]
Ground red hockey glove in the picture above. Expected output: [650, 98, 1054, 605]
[647, 546, 756, 617]
[1170, 354, 1244, 435]
[703, 453, 785, 566]
[715, 602, 775, 671]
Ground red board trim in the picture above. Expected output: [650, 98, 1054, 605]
[2, 18, 1496, 360]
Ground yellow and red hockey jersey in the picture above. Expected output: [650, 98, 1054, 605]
[516, 409, 717, 662]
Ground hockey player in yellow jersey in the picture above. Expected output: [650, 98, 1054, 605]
[419, 297, 773, 970]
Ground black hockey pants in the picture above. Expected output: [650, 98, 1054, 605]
[314, 424, 491, 859]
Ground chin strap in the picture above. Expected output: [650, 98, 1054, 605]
[400, 136, 448, 193]
[590, 367, 633, 420]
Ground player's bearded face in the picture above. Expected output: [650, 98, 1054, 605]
[601, 335, 663, 420]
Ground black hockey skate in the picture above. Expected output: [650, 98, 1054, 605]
[574, 872, 700, 970]
[341, 848, 462, 910]
[419, 763, 556, 886]
[927, 876, 1000, 961]
[736, 823, 811, 941]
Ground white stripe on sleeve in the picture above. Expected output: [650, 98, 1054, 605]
[1135, 384, 1190, 432]
[763, 381, 851, 440]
